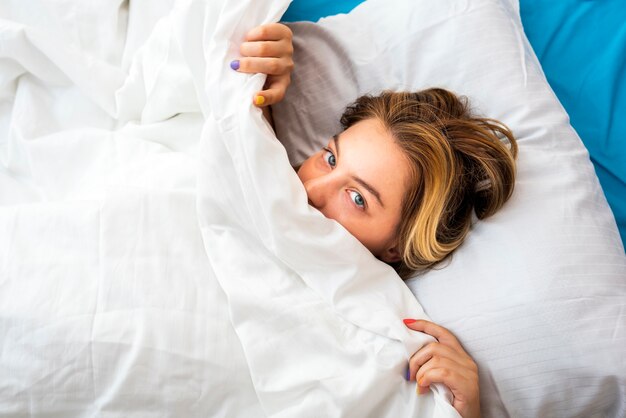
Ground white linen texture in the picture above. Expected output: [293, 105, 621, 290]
[271, 0, 626, 417]
[0, 0, 461, 417]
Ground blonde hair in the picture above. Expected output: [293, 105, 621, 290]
[340, 88, 518, 279]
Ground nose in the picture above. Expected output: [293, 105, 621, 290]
[304, 175, 335, 210]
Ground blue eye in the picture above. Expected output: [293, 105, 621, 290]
[323, 148, 336, 167]
[349, 190, 365, 208]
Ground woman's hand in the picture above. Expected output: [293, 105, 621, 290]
[230, 23, 294, 108]
[404, 319, 481, 418]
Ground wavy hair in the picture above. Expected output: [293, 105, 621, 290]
[340, 88, 518, 279]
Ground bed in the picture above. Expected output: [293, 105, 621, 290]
[0, 0, 624, 417]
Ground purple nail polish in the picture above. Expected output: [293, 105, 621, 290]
[230, 60, 240, 70]
[405, 367, 410, 381]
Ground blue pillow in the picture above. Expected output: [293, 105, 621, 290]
[282, 0, 626, 249]
[281, 0, 362, 22]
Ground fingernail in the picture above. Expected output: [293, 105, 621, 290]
[403, 318, 417, 325]
[417, 379, 426, 395]
[404, 366, 410, 381]
[230, 60, 240, 70]
[255, 95, 265, 106]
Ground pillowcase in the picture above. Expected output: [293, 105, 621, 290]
[519, 0, 626, 253]
[272, 0, 626, 417]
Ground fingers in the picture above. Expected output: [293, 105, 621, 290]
[416, 362, 473, 396]
[235, 23, 293, 75]
[416, 361, 480, 418]
[405, 319, 481, 418]
[404, 319, 480, 417]
[407, 342, 465, 381]
[416, 356, 466, 387]
[230, 23, 294, 107]
[404, 319, 464, 353]
[233, 57, 293, 76]
[240, 39, 293, 58]
[245, 23, 292, 42]
[254, 75, 290, 107]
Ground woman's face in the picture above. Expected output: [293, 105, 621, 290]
[297, 118, 411, 263]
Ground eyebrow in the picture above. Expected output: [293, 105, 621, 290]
[332, 133, 385, 209]
[332, 133, 341, 157]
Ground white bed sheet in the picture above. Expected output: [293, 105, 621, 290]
[0, 0, 460, 416]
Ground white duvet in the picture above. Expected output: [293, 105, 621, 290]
[0, 0, 460, 416]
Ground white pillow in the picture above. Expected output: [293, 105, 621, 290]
[272, 0, 626, 417]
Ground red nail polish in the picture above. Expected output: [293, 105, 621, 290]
[403, 318, 417, 325]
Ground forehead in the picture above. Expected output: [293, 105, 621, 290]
[337, 119, 411, 206]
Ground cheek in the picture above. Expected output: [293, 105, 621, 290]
[333, 195, 374, 245]
[346, 223, 378, 253]
[340, 209, 397, 256]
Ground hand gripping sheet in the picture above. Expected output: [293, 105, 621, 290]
[184, 0, 461, 416]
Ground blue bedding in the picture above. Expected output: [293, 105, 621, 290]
[282, 0, 626, 249]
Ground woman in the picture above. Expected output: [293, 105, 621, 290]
[231, 23, 518, 418]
